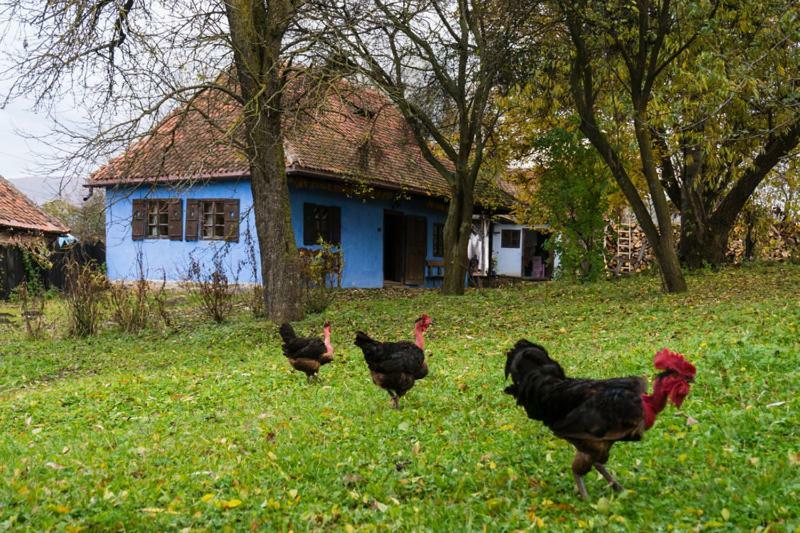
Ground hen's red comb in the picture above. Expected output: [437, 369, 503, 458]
[654, 348, 696, 378]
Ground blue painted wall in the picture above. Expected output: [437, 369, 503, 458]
[104, 179, 447, 288]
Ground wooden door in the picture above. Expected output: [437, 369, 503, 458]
[522, 228, 536, 278]
[404, 216, 426, 285]
[383, 211, 405, 282]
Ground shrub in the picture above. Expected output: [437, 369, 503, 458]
[181, 252, 239, 323]
[108, 253, 171, 333]
[18, 282, 46, 340]
[299, 240, 343, 314]
[515, 126, 614, 282]
[64, 258, 108, 337]
[243, 224, 265, 318]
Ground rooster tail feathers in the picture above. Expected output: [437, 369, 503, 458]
[279, 323, 296, 344]
[354, 331, 376, 349]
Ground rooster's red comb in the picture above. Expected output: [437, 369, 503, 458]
[654, 348, 696, 379]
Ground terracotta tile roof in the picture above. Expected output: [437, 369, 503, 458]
[89, 77, 453, 198]
[0, 175, 69, 234]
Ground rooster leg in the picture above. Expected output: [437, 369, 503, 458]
[572, 451, 592, 500]
[387, 390, 399, 409]
[594, 463, 623, 492]
[573, 472, 589, 500]
[306, 374, 313, 384]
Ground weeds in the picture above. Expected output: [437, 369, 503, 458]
[181, 251, 239, 323]
[243, 223, 265, 318]
[64, 258, 107, 337]
[299, 240, 343, 314]
[17, 282, 46, 339]
[108, 253, 171, 333]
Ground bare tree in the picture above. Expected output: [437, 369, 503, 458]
[1, 0, 315, 321]
[306, 0, 530, 294]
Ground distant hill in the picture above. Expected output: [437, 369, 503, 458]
[8, 176, 85, 206]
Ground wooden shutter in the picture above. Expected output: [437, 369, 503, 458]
[185, 199, 200, 241]
[224, 199, 240, 242]
[132, 199, 146, 240]
[167, 199, 183, 240]
[404, 216, 426, 285]
[303, 203, 315, 245]
[328, 206, 341, 244]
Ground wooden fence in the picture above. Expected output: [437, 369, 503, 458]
[0, 241, 105, 299]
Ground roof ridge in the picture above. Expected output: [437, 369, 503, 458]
[0, 175, 70, 234]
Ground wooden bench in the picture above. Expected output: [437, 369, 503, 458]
[426, 260, 445, 279]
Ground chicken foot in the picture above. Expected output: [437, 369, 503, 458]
[385, 390, 401, 408]
[573, 472, 589, 500]
[594, 463, 623, 492]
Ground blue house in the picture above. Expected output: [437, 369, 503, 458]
[87, 81, 508, 288]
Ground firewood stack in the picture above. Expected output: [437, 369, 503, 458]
[605, 216, 655, 275]
[727, 220, 800, 263]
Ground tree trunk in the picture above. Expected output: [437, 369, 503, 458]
[678, 212, 730, 268]
[225, 0, 304, 323]
[442, 181, 474, 295]
[248, 131, 304, 322]
[631, 111, 687, 293]
[678, 120, 800, 268]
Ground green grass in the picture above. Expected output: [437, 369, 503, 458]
[1, 264, 799, 531]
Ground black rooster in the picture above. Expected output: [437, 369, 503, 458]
[504, 340, 696, 499]
[354, 314, 432, 408]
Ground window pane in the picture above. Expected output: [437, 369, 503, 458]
[501, 229, 521, 249]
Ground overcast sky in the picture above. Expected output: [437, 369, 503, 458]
[1, 18, 86, 182]
[0, 92, 54, 179]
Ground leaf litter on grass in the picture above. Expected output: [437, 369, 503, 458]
[0, 264, 799, 530]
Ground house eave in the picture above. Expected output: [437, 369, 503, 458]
[85, 166, 513, 213]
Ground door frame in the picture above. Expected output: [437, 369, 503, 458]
[383, 210, 406, 283]
[382, 210, 427, 285]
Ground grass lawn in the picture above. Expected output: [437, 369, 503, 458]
[1, 264, 799, 531]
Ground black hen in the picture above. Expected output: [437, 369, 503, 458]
[354, 315, 431, 408]
[279, 322, 334, 382]
[504, 340, 695, 499]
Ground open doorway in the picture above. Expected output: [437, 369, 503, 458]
[522, 229, 551, 280]
[384, 211, 405, 283]
[383, 211, 427, 285]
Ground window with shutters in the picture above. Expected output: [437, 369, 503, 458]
[147, 201, 170, 238]
[501, 229, 521, 248]
[183, 199, 239, 242]
[201, 200, 226, 240]
[432, 223, 444, 257]
[303, 203, 341, 245]
[132, 199, 182, 240]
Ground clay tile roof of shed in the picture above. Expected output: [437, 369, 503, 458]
[88, 75, 456, 199]
[0, 175, 69, 234]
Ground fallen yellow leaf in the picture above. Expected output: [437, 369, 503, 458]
[222, 499, 242, 509]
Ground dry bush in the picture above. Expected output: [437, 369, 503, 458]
[109, 280, 149, 333]
[108, 254, 172, 333]
[151, 272, 173, 330]
[18, 282, 46, 340]
[243, 224, 265, 318]
[181, 252, 239, 323]
[64, 258, 108, 337]
[299, 241, 343, 314]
